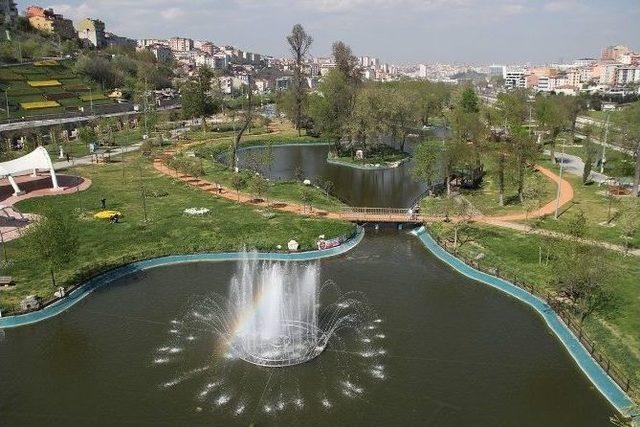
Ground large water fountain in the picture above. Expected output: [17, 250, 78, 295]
[227, 256, 333, 367]
[152, 253, 387, 416]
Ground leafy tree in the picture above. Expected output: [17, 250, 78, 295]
[581, 125, 598, 184]
[286, 24, 313, 136]
[535, 95, 569, 163]
[231, 174, 246, 202]
[77, 126, 97, 146]
[615, 102, 640, 196]
[553, 244, 614, 323]
[249, 174, 269, 202]
[412, 138, 466, 197]
[332, 41, 361, 86]
[565, 209, 587, 238]
[25, 207, 79, 288]
[619, 199, 639, 250]
[308, 69, 353, 150]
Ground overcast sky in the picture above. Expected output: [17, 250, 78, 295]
[33, 0, 640, 64]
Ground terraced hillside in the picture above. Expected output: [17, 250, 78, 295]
[0, 60, 114, 120]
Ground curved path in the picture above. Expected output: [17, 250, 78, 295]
[0, 174, 91, 242]
[153, 145, 575, 226]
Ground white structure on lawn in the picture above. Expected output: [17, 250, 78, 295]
[0, 147, 59, 196]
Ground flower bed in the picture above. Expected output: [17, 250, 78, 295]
[20, 100, 61, 110]
[27, 80, 62, 88]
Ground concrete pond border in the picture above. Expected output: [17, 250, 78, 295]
[411, 225, 635, 415]
[0, 227, 364, 329]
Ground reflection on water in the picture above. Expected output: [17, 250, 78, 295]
[236, 144, 427, 208]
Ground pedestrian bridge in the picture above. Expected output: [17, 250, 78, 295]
[337, 207, 425, 223]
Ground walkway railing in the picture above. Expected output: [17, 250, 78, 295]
[433, 233, 638, 402]
[339, 207, 422, 222]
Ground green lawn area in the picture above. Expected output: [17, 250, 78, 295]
[0, 156, 355, 313]
[428, 222, 640, 398]
[523, 157, 640, 249]
[420, 164, 556, 217]
[561, 145, 636, 179]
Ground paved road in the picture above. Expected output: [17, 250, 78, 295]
[53, 142, 143, 171]
[0, 103, 180, 132]
[549, 150, 610, 183]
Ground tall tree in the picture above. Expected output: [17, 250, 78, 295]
[308, 69, 353, 151]
[229, 75, 254, 172]
[535, 95, 569, 163]
[286, 24, 313, 136]
[332, 41, 361, 86]
[25, 207, 79, 288]
[616, 102, 640, 196]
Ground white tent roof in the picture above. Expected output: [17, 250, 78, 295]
[0, 147, 55, 177]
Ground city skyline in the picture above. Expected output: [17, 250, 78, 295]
[35, 0, 640, 64]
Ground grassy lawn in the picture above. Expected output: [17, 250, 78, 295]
[523, 157, 640, 249]
[561, 145, 636, 179]
[420, 165, 556, 217]
[428, 222, 640, 397]
[0, 156, 355, 313]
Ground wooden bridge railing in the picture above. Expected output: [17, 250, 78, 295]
[339, 207, 422, 222]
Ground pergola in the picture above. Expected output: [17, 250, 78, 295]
[0, 147, 59, 196]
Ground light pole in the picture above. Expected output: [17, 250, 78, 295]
[599, 111, 611, 174]
[554, 137, 566, 220]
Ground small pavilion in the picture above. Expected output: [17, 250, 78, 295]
[0, 147, 60, 196]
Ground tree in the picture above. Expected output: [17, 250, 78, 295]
[286, 24, 313, 136]
[25, 207, 79, 288]
[615, 102, 640, 196]
[619, 199, 639, 250]
[581, 125, 598, 184]
[308, 69, 353, 151]
[509, 124, 539, 203]
[249, 174, 269, 203]
[553, 244, 614, 323]
[412, 138, 466, 197]
[77, 126, 97, 147]
[229, 75, 254, 172]
[300, 186, 314, 212]
[332, 41, 361, 86]
[535, 95, 569, 163]
[231, 174, 246, 202]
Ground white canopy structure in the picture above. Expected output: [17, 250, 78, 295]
[0, 147, 59, 196]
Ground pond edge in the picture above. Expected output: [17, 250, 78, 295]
[411, 225, 635, 414]
[0, 227, 365, 329]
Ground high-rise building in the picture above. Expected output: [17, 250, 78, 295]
[505, 71, 526, 89]
[601, 45, 632, 61]
[169, 37, 194, 52]
[77, 18, 106, 48]
[489, 65, 506, 79]
[418, 64, 428, 78]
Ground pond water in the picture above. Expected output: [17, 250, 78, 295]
[235, 144, 428, 208]
[0, 231, 615, 427]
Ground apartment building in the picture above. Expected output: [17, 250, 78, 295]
[77, 18, 106, 48]
[169, 37, 194, 52]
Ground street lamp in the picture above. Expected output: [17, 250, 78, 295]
[554, 137, 566, 220]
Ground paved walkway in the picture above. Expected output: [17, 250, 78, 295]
[0, 174, 91, 242]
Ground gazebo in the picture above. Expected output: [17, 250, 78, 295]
[0, 147, 59, 196]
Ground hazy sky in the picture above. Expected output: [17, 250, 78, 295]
[34, 0, 640, 64]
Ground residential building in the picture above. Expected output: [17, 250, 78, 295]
[105, 32, 136, 48]
[146, 43, 173, 62]
[616, 66, 640, 85]
[199, 42, 216, 56]
[77, 18, 106, 48]
[599, 63, 619, 85]
[505, 71, 526, 89]
[418, 64, 428, 78]
[137, 39, 167, 48]
[169, 37, 194, 52]
[26, 6, 76, 39]
[0, 0, 18, 24]
[601, 45, 632, 61]
[275, 76, 292, 91]
[489, 65, 506, 79]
